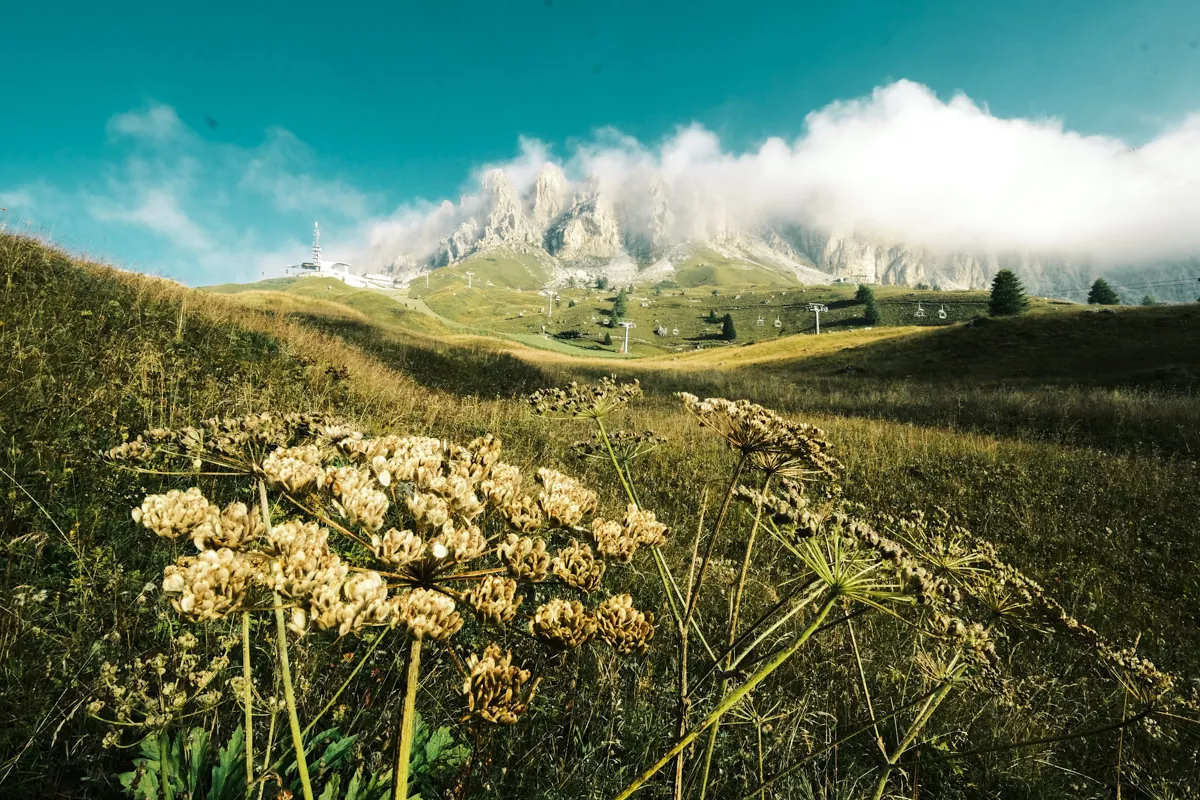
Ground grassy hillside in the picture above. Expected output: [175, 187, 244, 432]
[3, 232, 1199, 798]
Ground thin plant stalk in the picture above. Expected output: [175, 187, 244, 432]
[673, 497, 708, 800]
[302, 632, 385, 738]
[241, 611, 254, 800]
[393, 637, 422, 800]
[685, 454, 748, 625]
[257, 705, 279, 800]
[869, 663, 962, 800]
[159, 729, 174, 800]
[613, 593, 838, 800]
[258, 480, 313, 800]
[699, 477, 771, 800]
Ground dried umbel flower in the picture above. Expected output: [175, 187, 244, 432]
[407, 491, 453, 532]
[466, 575, 523, 624]
[325, 466, 390, 531]
[572, 429, 665, 464]
[528, 376, 642, 420]
[332, 570, 396, 636]
[190, 501, 264, 551]
[133, 488, 213, 539]
[266, 520, 347, 599]
[480, 462, 523, 508]
[262, 444, 325, 493]
[395, 588, 463, 640]
[106, 437, 155, 463]
[430, 524, 487, 563]
[370, 528, 425, 568]
[90, 634, 235, 741]
[530, 599, 596, 649]
[497, 534, 551, 582]
[595, 594, 655, 656]
[161, 548, 256, 621]
[536, 468, 597, 528]
[463, 644, 540, 724]
[553, 539, 606, 593]
[498, 494, 545, 532]
[677, 393, 842, 482]
[592, 518, 638, 562]
[623, 503, 669, 547]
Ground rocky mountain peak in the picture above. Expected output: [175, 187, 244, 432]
[478, 169, 537, 250]
[531, 163, 570, 229]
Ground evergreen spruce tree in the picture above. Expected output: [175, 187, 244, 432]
[1142, 294, 1158, 306]
[602, 331, 613, 346]
[706, 308, 720, 324]
[721, 313, 736, 340]
[856, 284, 881, 324]
[1087, 278, 1120, 305]
[988, 269, 1028, 316]
[611, 288, 627, 321]
[865, 296, 882, 325]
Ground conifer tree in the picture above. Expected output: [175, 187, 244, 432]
[721, 313, 736, 340]
[989, 269, 1028, 316]
[1087, 278, 1120, 305]
[611, 289, 627, 321]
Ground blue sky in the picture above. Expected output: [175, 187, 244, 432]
[3, 0, 1199, 283]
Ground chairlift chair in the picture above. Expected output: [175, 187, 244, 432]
[773, 317, 782, 328]
[757, 316, 765, 326]
[915, 302, 927, 318]
[937, 305, 947, 320]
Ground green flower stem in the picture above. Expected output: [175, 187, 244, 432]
[242, 611, 254, 800]
[701, 476, 771, 800]
[393, 637, 422, 800]
[159, 729, 174, 800]
[869, 664, 961, 800]
[613, 593, 838, 800]
[685, 453, 747, 625]
[258, 480, 313, 800]
[272, 593, 312, 800]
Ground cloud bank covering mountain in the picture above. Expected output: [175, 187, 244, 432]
[363, 81, 1200, 300]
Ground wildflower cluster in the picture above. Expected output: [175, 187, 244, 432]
[529, 376, 642, 419]
[677, 393, 842, 482]
[572, 429, 666, 464]
[109, 413, 664, 726]
[88, 632, 236, 746]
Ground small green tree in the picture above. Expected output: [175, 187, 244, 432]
[989, 269, 1028, 316]
[706, 308, 720, 324]
[1087, 278, 1120, 305]
[602, 331, 613, 346]
[596, 275, 610, 290]
[856, 284, 881, 324]
[568, 299, 577, 308]
[865, 297, 881, 325]
[611, 289, 627, 321]
[721, 313, 736, 340]
[1142, 294, 1158, 306]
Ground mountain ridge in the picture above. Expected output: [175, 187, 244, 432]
[379, 164, 1200, 302]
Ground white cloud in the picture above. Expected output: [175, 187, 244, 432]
[0, 188, 36, 210]
[366, 80, 1200, 268]
[91, 188, 212, 251]
[240, 128, 375, 218]
[107, 102, 186, 142]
